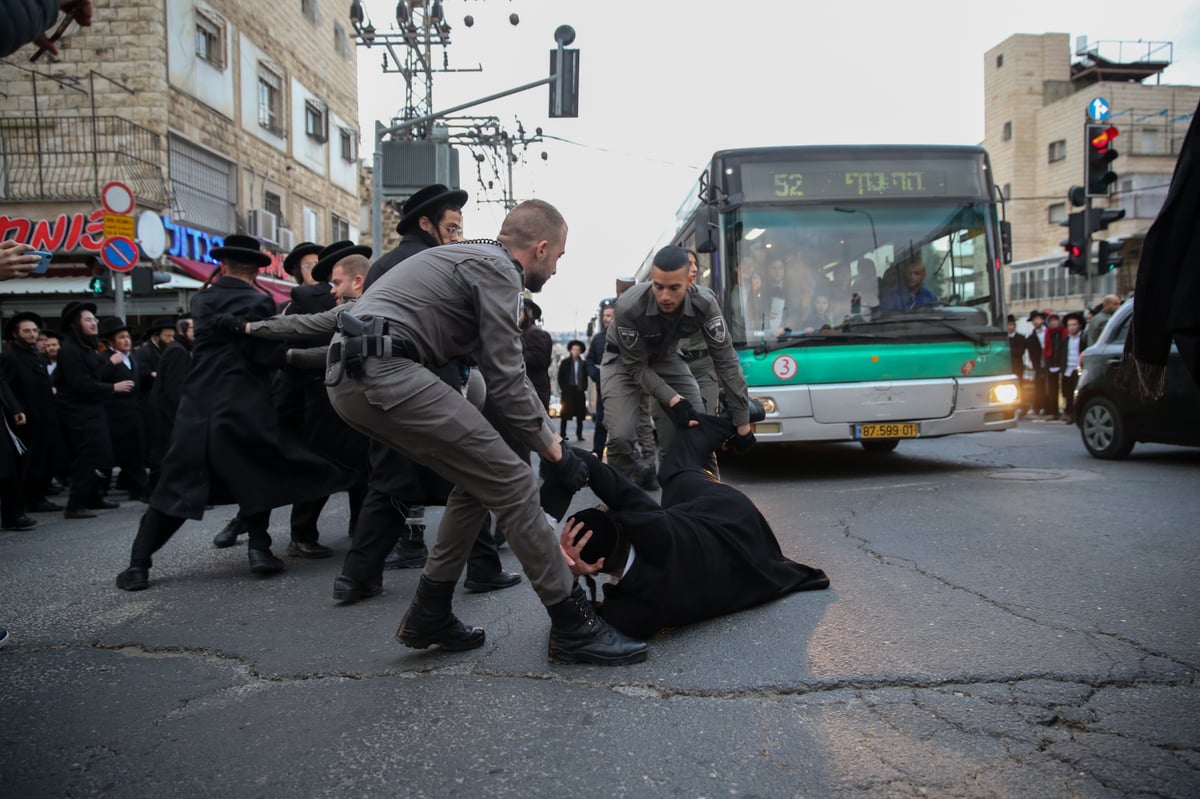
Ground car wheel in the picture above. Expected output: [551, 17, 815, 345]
[861, 439, 899, 453]
[1079, 397, 1134, 459]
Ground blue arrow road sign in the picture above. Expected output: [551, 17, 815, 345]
[1089, 97, 1110, 122]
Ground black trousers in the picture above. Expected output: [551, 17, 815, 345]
[129, 507, 272, 569]
[290, 476, 367, 543]
[659, 415, 735, 507]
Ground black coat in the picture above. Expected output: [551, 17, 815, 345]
[54, 336, 115, 471]
[0, 342, 60, 483]
[556, 355, 588, 419]
[582, 450, 826, 639]
[146, 337, 191, 466]
[149, 276, 356, 519]
[101, 353, 145, 466]
[0, 367, 22, 481]
[523, 326, 553, 410]
[1025, 330, 1044, 371]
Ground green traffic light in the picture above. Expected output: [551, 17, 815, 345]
[88, 276, 105, 294]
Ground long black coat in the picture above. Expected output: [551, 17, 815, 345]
[146, 337, 191, 467]
[523, 325, 553, 410]
[0, 342, 60, 484]
[556, 355, 589, 420]
[149, 276, 356, 519]
[101, 353, 145, 470]
[54, 336, 115, 472]
[579, 445, 826, 639]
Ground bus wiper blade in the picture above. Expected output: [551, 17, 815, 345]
[906, 316, 988, 346]
[749, 331, 889, 354]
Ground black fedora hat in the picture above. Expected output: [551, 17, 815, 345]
[210, 233, 272, 268]
[4, 310, 45, 340]
[566, 339, 587, 353]
[1026, 309, 1045, 322]
[282, 241, 324, 281]
[97, 316, 129, 339]
[396, 184, 468, 235]
[523, 298, 542, 321]
[144, 316, 176, 336]
[61, 301, 97, 327]
[311, 240, 372, 283]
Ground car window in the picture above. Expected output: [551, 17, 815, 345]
[1107, 312, 1131, 346]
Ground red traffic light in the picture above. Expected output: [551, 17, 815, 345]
[1090, 125, 1119, 151]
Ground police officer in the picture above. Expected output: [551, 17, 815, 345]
[679, 249, 720, 414]
[325, 199, 647, 665]
[601, 246, 755, 481]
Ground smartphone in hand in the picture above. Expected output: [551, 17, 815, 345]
[28, 250, 53, 275]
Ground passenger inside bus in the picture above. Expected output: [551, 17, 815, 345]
[877, 253, 937, 312]
[851, 257, 880, 312]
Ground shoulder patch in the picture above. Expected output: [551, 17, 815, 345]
[703, 316, 728, 344]
[617, 326, 639, 349]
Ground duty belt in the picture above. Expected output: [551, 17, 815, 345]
[325, 311, 421, 386]
[678, 349, 710, 362]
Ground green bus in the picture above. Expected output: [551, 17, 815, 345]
[640, 145, 1020, 451]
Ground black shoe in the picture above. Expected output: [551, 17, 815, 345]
[547, 584, 648, 665]
[796, 568, 831, 592]
[63, 507, 97, 519]
[332, 575, 383, 603]
[86, 498, 120, 510]
[248, 548, 285, 576]
[384, 541, 428, 569]
[116, 567, 149, 591]
[28, 499, 63, 513]
[1, 515, 36, 531]
[287, 540, 333, 559]
[212, 518, 246, 549]
[464, 570, 522, 593]
[396, 576, 486, 651]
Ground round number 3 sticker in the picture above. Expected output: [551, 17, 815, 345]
[773, 355, 797, 379]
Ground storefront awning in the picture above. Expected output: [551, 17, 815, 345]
[168, 256, 295, 306]
[0, 273, 204, 294]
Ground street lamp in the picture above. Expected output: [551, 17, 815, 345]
[834, 207, 878, 254]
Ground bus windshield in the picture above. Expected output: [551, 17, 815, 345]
[723, 201, 996, 346]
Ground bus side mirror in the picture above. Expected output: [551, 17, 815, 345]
[1000, 220, 1013, 264]
[695, 205, 718, 254]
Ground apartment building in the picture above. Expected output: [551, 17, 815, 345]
[982, 33, 1198, 321]
[0, 0, 361, 322]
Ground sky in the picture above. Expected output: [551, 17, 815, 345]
[355, 0, 1200, 334]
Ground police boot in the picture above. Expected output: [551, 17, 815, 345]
[384, 520, 428, 569]
[395, 576, 486, 651]
[546, 584, 648, 665]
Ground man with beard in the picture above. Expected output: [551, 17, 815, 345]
[1, 312, 62, 514]
[326, 200, 647, 665]
[115, 235, 355, 591]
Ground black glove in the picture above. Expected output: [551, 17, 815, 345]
[210, 313, 245, 336]
[540, 446, 589, 492]
[669, 398, 697, 428]
[730, 430, 756, 454]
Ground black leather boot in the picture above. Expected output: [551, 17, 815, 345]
[546, 584, 648, 665]
[384, 520, 428, 569]
[395, 576, 486, 651]
[212, 515, 246, 548]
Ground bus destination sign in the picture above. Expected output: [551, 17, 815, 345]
[743, 163, 949, 201]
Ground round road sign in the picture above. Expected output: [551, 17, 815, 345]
[101, 236, 140, 272]
[101, 181, 135, 216]
[137, 210, 166, 259]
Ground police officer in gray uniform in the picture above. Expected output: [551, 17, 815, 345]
[679, 249, 720, 415]
[325, 200, 647, 666]
[601, 246, 755, 480]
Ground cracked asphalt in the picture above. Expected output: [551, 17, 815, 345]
[2, 421, 1198, 797]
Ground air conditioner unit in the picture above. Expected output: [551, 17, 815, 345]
[247, 208, 278, 244]
[277, 227, 295, 252]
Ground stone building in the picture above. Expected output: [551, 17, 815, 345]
[982, 33, 1199, 322]
[0, 0, 361, 324]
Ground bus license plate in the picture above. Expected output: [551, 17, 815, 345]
[856, 422, 919, 440]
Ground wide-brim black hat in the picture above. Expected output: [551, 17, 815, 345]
[523, 298, 542, 321]
[311, 240, 373, 283]
[567, 339, 587, 353]
[97, 316, 129, 339]
[396, 184, 468, 235]
[282, 241, 324, 280]
[1063, 311, 1085, 326]
[1027, 309, 1045, 322]
[61, 301, 97, 327]
[210, 233, 272, 268]
[4, 310, 45, 340]
[568, 507, 621, 566]
[144, 316, 176, 336]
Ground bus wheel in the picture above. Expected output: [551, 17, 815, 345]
[861, 439, 899, 453]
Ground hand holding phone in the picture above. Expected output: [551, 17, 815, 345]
[29, 250, 53, 275]
[0, 240, 47, 280]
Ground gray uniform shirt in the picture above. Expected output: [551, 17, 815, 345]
[351, 240, 556, 452]
[248, 298, 353, 370]
[611, 282, 752, 426]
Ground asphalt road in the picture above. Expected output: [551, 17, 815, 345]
[2, 418, 1198, 798]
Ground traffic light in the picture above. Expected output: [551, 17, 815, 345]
[131, 266, 171, 296]
[1085, 124, 1119, 197]
[1095, 240, 1124, 275]
[87, 265, 114, 298]
[1088, 206, 1126, 234]
[1059, 211, 1087, 276]
[548, 25, 579, 118]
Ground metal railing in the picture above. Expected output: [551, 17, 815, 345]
[0, 114, 170, 207]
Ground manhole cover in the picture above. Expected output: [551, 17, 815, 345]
[986, 469, 1067, 481]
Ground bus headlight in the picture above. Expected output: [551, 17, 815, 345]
[752, 396, 777, 414]
[990, 383, 1019, 404]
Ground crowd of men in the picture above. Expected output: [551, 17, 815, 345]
[0, 184, 829, 666]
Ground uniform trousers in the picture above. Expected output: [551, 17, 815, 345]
[686, 353, 721, 415]
[327, 355, 572, 606]
[600, 351, 704, 479]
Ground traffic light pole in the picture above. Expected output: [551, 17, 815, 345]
[1083, 196, 1093, 310]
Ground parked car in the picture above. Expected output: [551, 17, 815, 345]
[1075, 299, 1200, 459]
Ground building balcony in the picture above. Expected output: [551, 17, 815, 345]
[0, 114, 170, 208]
